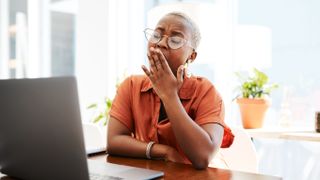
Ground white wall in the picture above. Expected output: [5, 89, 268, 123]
[76, 0, 109, 121]
[0, 0, 9, 79]
[27, 0, 51, 78]
[76, 0, 146, 121]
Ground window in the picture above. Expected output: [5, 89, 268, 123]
[237, 0, 320, 127]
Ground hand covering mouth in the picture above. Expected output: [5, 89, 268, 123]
[155, 48, 168, 61]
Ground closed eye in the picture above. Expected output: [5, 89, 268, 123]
[170, 37, 184, 44]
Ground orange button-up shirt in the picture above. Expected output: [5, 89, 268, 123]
[110, 75, 234, 163]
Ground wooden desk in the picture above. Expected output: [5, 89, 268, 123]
[1, 153, 281, 180]
[90, 153, 281, 180]
[246, 128, 320, 142]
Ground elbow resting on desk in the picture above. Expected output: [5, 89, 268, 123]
[190, 143, 219, 170]
[182, 124, 223, 170]
[192, 159, 210, 170]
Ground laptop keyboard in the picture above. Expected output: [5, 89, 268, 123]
[89, 173, 124, 180]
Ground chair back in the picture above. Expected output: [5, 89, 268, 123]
[210, 127, 258, 173]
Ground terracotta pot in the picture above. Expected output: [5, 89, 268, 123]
[236, 98, 270, 129]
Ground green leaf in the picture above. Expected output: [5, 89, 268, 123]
[106, 99, 112, 108]
[88, 96, 113, 126]
[93, 114, 104, 123]
[87, 103, 97, 109]
[234, 68, 279, 99]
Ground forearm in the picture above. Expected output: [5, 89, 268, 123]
[107, 135, 169, 160]
[162, 94, 218, 168]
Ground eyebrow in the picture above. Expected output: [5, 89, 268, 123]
[155, 27, 185, 37]
[171, 31, 184, 37]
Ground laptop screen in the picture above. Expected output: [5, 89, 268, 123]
[0, 77, 89, 180]
[0, 77, 164, 180]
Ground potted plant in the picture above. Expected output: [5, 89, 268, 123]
[234, 68, 278, 129]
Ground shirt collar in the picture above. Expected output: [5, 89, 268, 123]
[140, 76, 195, 100]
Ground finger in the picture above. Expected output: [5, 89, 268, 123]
[150, 47, 161, 68]
[141, 65, 151, 77]
[155, 48, 170, 73]
[177, 65, 184, 85]
[149, 48, 161, 72]
[147, 53, 152, 61]
[152, 52, 162, 71]
[150, 68, 155, 76]
[153, 49, 164, 70]
[151, 53, 160, 71]
[148, 53, 157, 72]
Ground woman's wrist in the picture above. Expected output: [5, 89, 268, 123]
[150, 143, 171, 160]
[161, 92, 179, 106]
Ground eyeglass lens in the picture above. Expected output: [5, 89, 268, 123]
[144, 29, 186, 50]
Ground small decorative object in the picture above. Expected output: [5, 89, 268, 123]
[234, 68, 278, 129]
[278, 87, 292, 128]
[315, 112, 320, 133]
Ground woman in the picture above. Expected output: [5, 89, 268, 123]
[107, 12, 234, 169]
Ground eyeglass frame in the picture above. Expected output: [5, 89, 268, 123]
[143, 28, 194, 50]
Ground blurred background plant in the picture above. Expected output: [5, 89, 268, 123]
[234, 68, 278, 99]
[87, 72, 127, 126]
[87, 97, 112, 126]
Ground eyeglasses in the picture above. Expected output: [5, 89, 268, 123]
[143, 28, 193, 50]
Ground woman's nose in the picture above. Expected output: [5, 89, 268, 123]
[156, 36, 169, 49]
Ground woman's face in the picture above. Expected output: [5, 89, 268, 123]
[147, 15, 195, 76]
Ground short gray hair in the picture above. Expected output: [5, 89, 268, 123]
[165, 12, 201, 50]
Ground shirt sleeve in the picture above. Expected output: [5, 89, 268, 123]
[109, 76, 134, 131]
[194, 82, 234, 148]
[194, 84, 224, 126]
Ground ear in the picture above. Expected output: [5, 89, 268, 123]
[189, 50, 197, 63]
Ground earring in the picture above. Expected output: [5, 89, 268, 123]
[185, 59, 192, 78]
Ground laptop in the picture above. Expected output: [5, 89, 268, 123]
[83, 122, 107, 155]
[0, 77, 163, 180]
